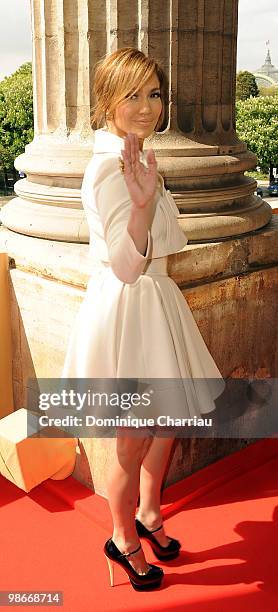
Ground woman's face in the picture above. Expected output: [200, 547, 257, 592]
[107, 72, 163, 149]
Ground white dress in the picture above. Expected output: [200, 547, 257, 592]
[62, 128, 226, 425]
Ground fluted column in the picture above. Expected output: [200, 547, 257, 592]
[1, 0, 272, 241]
[138, 0, 272, 238]
[1, 0, 94, 241]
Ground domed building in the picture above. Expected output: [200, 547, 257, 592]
[253, 48, 278, 88]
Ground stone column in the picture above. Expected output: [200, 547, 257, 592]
[1, 0, 272, 241]
[1, 0, 94, 241]
[139, 0, 272, 239]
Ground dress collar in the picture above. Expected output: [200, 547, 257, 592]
[93, 127, 146, 161]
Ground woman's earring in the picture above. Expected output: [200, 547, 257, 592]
[106, 112, 113, 122]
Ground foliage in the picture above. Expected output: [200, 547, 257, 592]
[258, 85, 278, 97]
[236, 71, 259, 101]
[246, 170, 269, 181]
[236, 95, 278, 172]
[0, 62, 34, 170]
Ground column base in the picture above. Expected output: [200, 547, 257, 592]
[1, 131, 267, 241]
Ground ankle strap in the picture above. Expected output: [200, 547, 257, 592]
[119, 543, 142, 558]
[150, 524, 163, 534]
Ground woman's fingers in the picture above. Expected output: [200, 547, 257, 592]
[120, 133, 158, 207]
[130, 133, 136, 166]
[123, 135, 131, 166]
[123, 134, 134, 175]
[146, 148, 156, 167]
[129, 132, 139, 169]
[123, 133, 143, 177]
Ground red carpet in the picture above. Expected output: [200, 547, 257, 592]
[0, 438, 278, 611]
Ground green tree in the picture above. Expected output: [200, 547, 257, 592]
[236, 96, 278, 172]
[0, 62, 34, 171]
[236, 70, 259, 101]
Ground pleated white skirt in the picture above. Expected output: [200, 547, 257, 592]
[62, 256, 226, 422]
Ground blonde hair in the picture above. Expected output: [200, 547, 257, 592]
[90, 47, 168, 132]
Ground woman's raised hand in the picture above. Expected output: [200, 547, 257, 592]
[120, 132, 158, 209]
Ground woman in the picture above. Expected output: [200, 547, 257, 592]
[62, 47, 225, 591]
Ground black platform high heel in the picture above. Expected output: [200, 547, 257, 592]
[104, 538, 164, 591]
[135, 518, 181, 561]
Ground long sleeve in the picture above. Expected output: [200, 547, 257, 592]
[93, 156, 152, 284]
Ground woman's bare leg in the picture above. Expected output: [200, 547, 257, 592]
[106, 429, 153, 574]
[136, 433, 176, 546]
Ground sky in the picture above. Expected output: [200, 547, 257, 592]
[0, 0, 277, 82]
